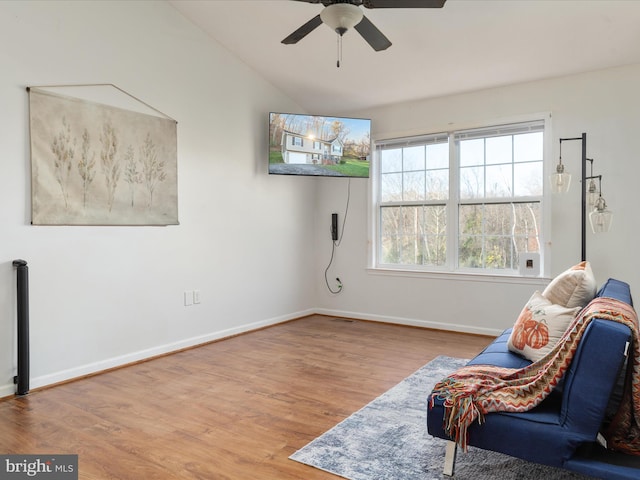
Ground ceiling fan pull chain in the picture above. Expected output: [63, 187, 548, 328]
[337, 33, 341, 68]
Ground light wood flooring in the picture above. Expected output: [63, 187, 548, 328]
[0, 315, 491, 479]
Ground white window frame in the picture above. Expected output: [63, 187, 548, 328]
[369, 114, 552, 279]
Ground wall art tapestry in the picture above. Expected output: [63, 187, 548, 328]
[28, 87, 178, 225]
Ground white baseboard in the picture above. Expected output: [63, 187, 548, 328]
[313, 307, 504, 337]
[1, 307, 495, 398]
[0, 383, 15, 398]
[0, 308, 314, 398]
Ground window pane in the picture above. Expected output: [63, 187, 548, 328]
[460, 166, 484, 199]
[458, 234, 483, 268]
[407, 205, 447, 266]
[381, 148, 402, 173]
[403, 145, 425, 171]
[514, 162, 542, 196]
[426, 169, 449, 200]
[400, 206, 423, 235]
[424, 205, 447, 237]
[514, 132, 543, 162]
[381, 173, 402, 202]
[513, 237, 537, 258]
[381, 206, 401, 237]
[485, 236, 514, 269]
[381, 235, 400, 264]
[380, 205, 446, 266]
[380, 206, 401, 263]
[410, 234, 447, 266]
[486, 135, 512, 165]
[484, 204, 512, 236]
[459, 138, 484, 167]
[459, 204, 482, 236]
[399, 235, 419, 264]
[459, 202, 540, 270]
[426, 142, 449, 169]
[421, 234, 447, 266]
[403, 171, 425, 201]
[459, 234, 515, 270]
[513, 203, 541, 252]
[486, 164, 512, 197]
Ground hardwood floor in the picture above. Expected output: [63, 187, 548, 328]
[0, 315, 491, 479]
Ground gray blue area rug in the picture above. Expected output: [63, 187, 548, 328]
[290, 355, 589, 480]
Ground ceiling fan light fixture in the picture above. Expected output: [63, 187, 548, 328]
[320, 3, 364, 35]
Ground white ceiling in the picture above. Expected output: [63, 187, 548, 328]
[169, 0, 640, 115]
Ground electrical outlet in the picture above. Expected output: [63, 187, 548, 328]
[193, 290, 201, 304]
[184, 291, 193, 306]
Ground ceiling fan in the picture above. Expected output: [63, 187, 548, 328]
[282, 0, 447, 53]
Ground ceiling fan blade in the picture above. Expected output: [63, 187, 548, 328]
[363, 0, 446, 8]
[354, 15, 392, 51]
[281, 14, 323, 45]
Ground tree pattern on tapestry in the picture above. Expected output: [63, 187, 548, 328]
[29, 88, 177, 225]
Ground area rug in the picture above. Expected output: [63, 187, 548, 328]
[290, 355, 589, 480]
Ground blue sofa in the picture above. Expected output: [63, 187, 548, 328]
[427, 278, 640, 479]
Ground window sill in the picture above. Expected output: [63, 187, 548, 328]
[367, 266, 551, 286]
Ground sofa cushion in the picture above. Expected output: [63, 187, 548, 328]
[542, 261, 597, 308]
[467, 328, 532, 369]
[507, 291, 580, 362]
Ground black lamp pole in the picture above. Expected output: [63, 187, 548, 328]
[581, 133, 587, 263]
[559, 133, 588, 262]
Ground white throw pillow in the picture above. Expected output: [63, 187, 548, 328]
[542, 261, 597, 309]
[508, 291, 581, 362]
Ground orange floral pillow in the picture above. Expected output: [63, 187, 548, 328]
[508, 291, 581, 362]
[542, 261, 597, 308]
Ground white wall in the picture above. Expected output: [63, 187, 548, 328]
[317, 64, 640, 334]
[0, 0, 317, 396]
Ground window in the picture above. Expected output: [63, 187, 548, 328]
[375, 120, 545, 275]
[292, 136, 303, 147]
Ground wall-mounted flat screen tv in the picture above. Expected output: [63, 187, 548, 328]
[269, 112, 371, 178]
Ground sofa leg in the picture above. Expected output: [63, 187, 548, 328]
[443, 440, 457, 476]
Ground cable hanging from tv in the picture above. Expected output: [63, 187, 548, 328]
[324, 179, 351, 294]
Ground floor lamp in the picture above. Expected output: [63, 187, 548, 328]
[550, 133, 612, 262]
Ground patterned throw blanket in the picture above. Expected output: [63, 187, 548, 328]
[431, 297, 640, 455]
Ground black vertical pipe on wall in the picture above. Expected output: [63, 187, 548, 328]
[12, 259, 29, 396]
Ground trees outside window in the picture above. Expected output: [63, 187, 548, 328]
[375, 120, 544, 274]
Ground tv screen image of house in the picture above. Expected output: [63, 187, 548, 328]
[269, 112, 371, 178]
